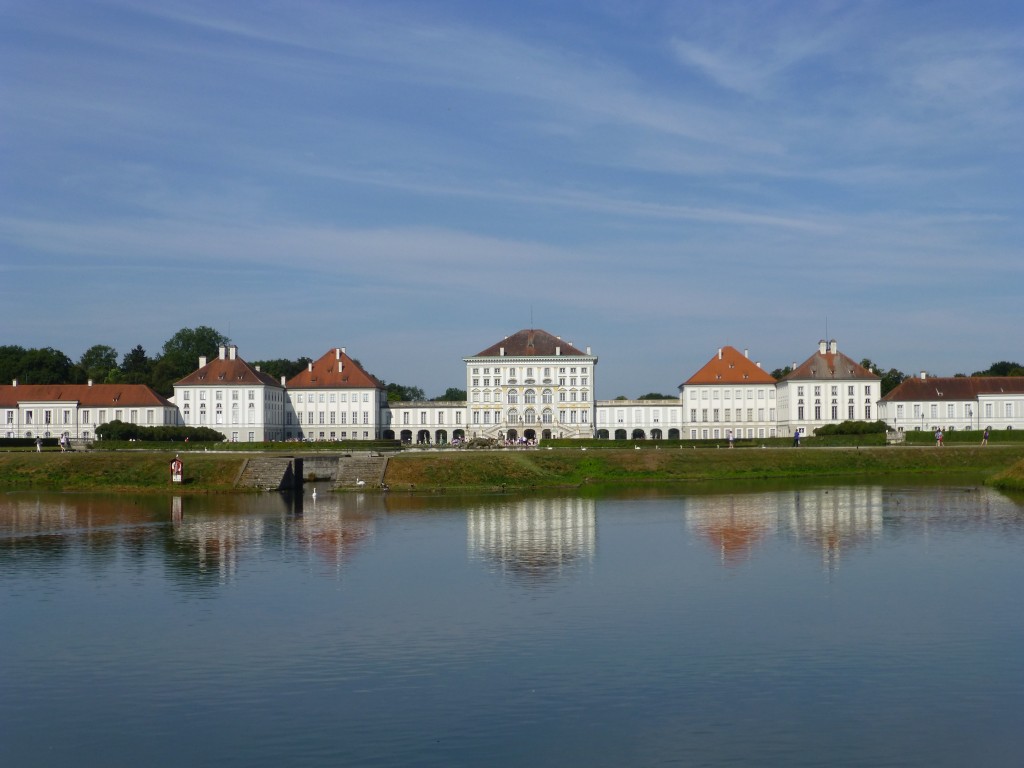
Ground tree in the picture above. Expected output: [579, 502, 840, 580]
[638, 392, 673, 400]
[79, 344, 119, 383]
[432, 387, 467, 402]
[15, 347, 77, 384]
[972, 361, 1024, 377]
[0, 345, 27, 385]
[120, 344, 152, 384]
[151, 326, 231, 395]
[770, 366, 793, 380]
[386, 382, 426, 402]
[861, 359, 906, 396]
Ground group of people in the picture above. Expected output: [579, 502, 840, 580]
[934, 427, 992, 446]
[34, 434, 70, 452]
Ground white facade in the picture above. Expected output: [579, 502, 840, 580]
[1, 382, 176, 440]
[878, 373, 1024, 433]
[284, 348, 386, 442]
[776, 340, 881, 437]
[173, 345, 286, 442]
[596, 399, 683, 440]
[383, 401, 466, 444]
[464, 330, 598, 441]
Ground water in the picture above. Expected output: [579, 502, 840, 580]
[3, 483, 1024, 767]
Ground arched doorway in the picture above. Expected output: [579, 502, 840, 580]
[506, 429, 519, 441]
[614, 429, 627, 440]
[542, 429, 552, 440]
[400, 429, 412, 444]
[651, 429, 663, 440]
[453, 429, 465, 441]
[632, 429, 646, 439]
[435, 429, 447, 444]
[524, 429, 536, 441]
[668, 428, 680, 440]
[416, 429, 430, 444]
[383, 429, 396, 440]
[596, 429, 609, 439]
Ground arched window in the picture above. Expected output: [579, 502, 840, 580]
[508, 389, 519, 404]
[542, 389, 553, 404]
[525, 409, 536, 424]
[542, 408, 553, 424]
[525, 389, 536, 404]
[248, 403, 256, 424]
[507, 408, 519, 424]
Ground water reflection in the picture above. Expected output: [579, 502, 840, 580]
[467, 497, 595, 585]
[685, 486, 884, 569]
[292, 492, 375, 572]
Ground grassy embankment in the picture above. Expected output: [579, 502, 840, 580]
[0, 452, 244, 493]
[3, 443, 1024, 493]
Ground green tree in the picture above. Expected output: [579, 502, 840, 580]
[972, 361, 1024, 377]
[432, 387, 467, 402]
[16, 347, 77, 384]
[151, 326, 230, 395]
[770, 366, 793, 380]
[638, 392, 673, 400]
[120, 344, 153, 384]
[0, 345, 27, 384]
[861, 359, 905, 396]
[386, 382, 426, 402]
[79, 344, 119, 383]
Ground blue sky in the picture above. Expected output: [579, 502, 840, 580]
[3, 0, 1022, 398]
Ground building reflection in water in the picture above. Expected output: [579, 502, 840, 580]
[685, 486, 883, 570]
[292, 493, 374, 573]
[172, 508, 266, 583]
[467, 497, 595, 585]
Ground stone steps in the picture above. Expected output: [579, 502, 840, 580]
[333, 454, 389, 489]
[235, 457, 300, 491]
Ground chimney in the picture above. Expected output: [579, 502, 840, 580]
[198, 356, 207, 368]
[218, 345, 226, 360]
[280, 375, 287, 386]
[499, 347, 505, 356]
[718, 348, 723, 360]
[255, 365, 260, 372]
[829, 340, 837, 354]
[756, 362, 761, 369]
[555, 346, 561, 356]
[791, 362, 796, 371]
[228, 345, 237, 360]
[818, 340, 827, 354]
[744, 349, 749, 358]
[88, 379, 93, 387]
[336, 348, 341, 360]
[12, 379, 17, 386]
[308, 362, 313, 372]
[920, 371, 927, 380]
[586, 346, 591, 355]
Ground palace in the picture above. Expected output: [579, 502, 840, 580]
[3, 330, 1022, 442]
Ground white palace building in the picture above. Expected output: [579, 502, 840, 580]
[4, 330, 1022, 442]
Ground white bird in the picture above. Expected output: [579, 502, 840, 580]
[355, 478, 365, 487]
[311, 487, 317, 501]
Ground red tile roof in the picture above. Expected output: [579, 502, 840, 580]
[882, 376, 1024, 401]
[473, 329, 590, 357]
[175, 356, 283, 388]
[286, 348, 384, 389]
[683, 346, 776, 386]
[0, 383, 173, 408]
[782, 344, 878, 382]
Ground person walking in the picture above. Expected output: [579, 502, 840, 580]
[935, 429, 944, 447]
[982, 427, 990, 446]
[35, 436, 42, 452]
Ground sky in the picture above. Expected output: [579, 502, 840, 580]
[2, 0, 1022, 399]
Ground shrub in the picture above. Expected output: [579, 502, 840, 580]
[813, 420, 889, 437]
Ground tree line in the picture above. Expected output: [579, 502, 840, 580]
[0, 326, 463, 402]
[2, 327, 1017, 401]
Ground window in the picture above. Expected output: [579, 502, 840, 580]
[848, 386, 855, 396]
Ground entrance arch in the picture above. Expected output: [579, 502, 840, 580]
[651, 429, 663, 440]
[416, 429, 430, 444]
[632, 429, 646, 439]
[435, 429, 447, 444]
[400, 429, 412, 444]
[614, 429, 627, 440]
[596, 429, 609, 439]
[668, 428, 680, 440]
[383, 429, 396, 440]
[506, 429, 519, 441]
